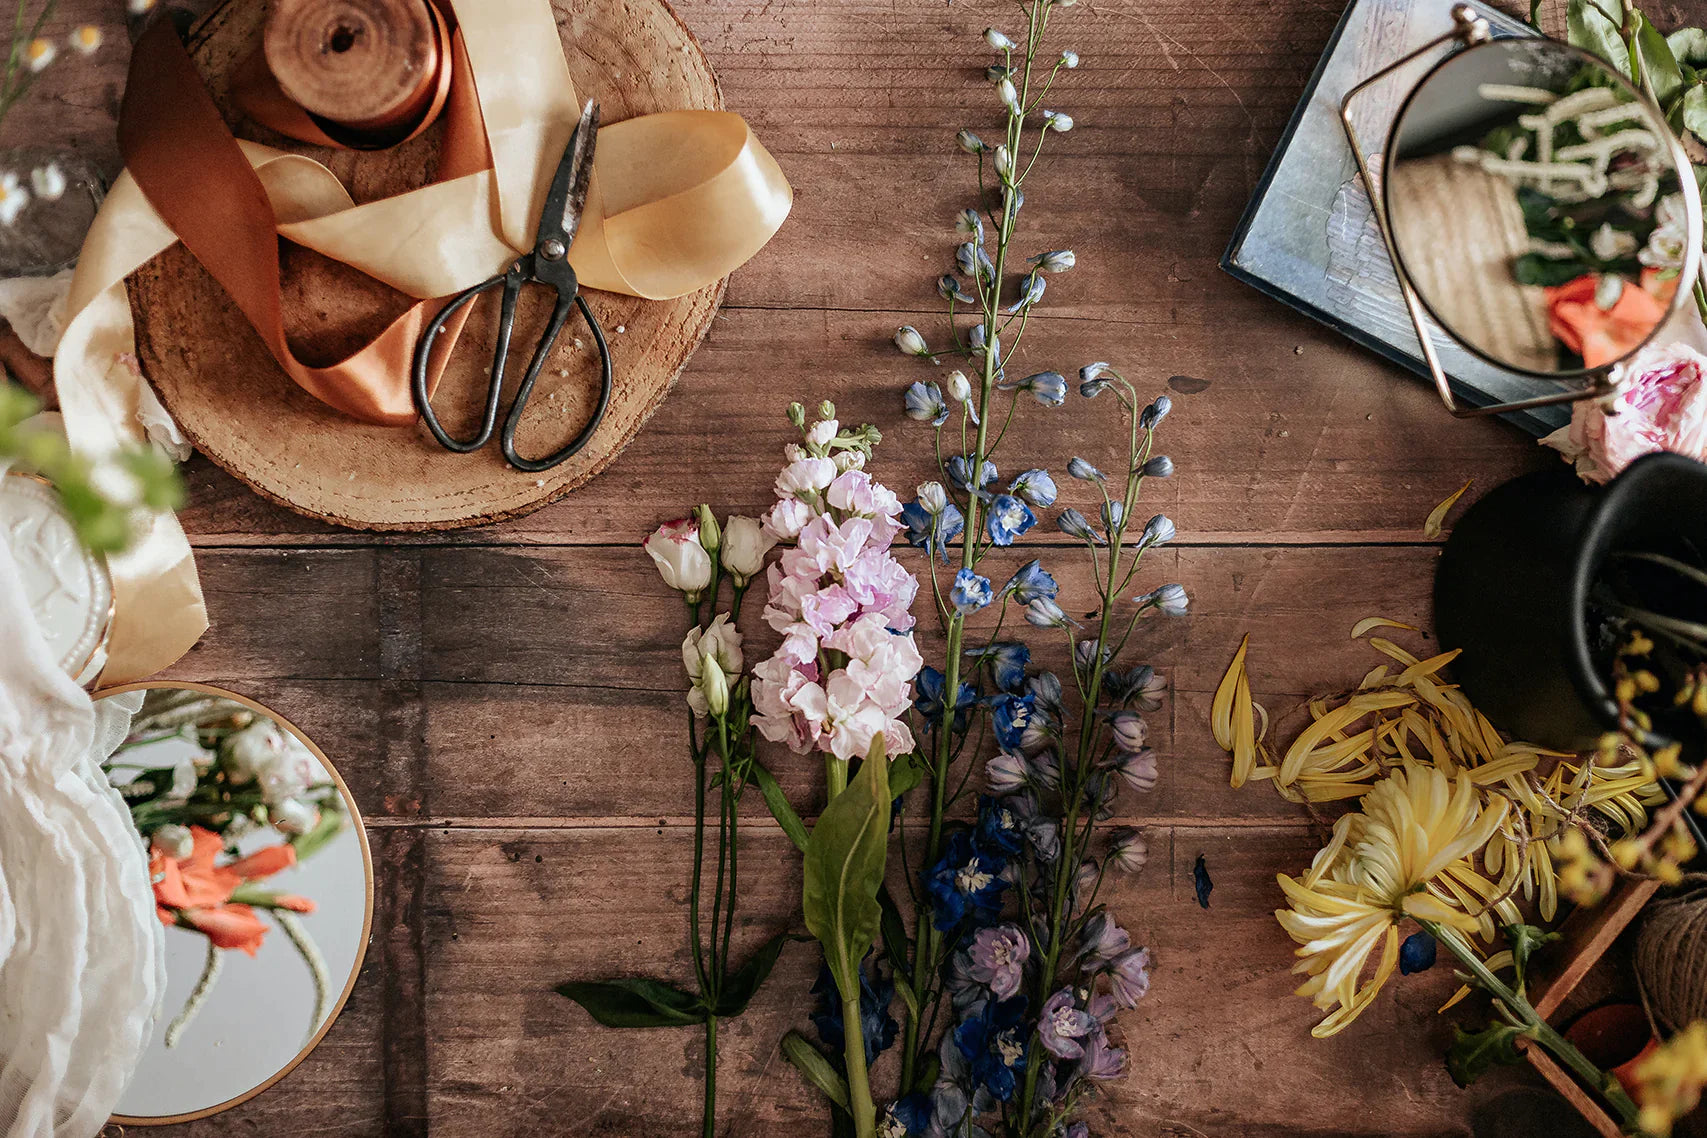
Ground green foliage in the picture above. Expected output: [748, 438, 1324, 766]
[1504, 922, 1562, 987]
[802, 742, 891, 1002]
[780, 1030, 851, 1112]
[1446, 1023, 1532, 1088]
[1567, 0, 1632, 79]
[752, 759, 808, 854]
[713, 930, 799, 1017]
[0, 380, 184, 554]
[554, 977, 706, 1028]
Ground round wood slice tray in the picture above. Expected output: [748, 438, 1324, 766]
[127, 0, 724, 530]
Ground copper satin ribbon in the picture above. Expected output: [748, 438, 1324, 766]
[54, 0, 793, 682]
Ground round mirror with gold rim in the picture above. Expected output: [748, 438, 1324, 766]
[97, 682, 372, 1125]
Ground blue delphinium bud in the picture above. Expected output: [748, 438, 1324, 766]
[999, 371, 1066, 407]
[1078, 362, 1111, 398]
[1005, 272, 1045, 314]
[1067, 457, 1102, 483]
[952, 569, 994, 614]
[938, 274, 976, 304]
[1056, 508, 1098, 541]
[1101, 501, 1124, 531]
[895, 325, 932, 358]
[985, 64, 1012, 83]
[994, 143, 1014, 178]
[945, 369, 972, 404]
[957, 129, 987, 154]
[1060, 49, 1080, 68]
[986, 752, 1028, 794]
[996, 78, 1019, 109]
[1140, 394, 1172, 429]
[947, 455, 998, 497]
[986, 493, 1037, 547]
[1135, 583, 1188, 616]
[1142, 455, 1174, 478]
[1004, 558, 1058, 604]
[904, 381, 949, 426]
[1029, 249, 1076, 273]
[983, 26, 1015, 50]
[1140, 514, 1175, 547]
[957, 242, 996, 283]
[1009, 468, 1057, 508]
[956, 208, 985, 242]
[1024, 597, 1070, 628]
[1042, 110, 1074, 132]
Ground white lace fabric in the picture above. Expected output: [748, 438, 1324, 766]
[0, 531, 162, 1138]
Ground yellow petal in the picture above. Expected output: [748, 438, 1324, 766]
[1352, 616, 1419, 640]
[1231, 668, 1256, 789]
[1423, 479, 1473, 539]
[1211, 634, 1249, 752]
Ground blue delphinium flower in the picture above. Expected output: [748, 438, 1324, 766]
[924, 831, 1009, 930]
[947, 455, 998, 499]
[952, 569, 994, 614]
[1136, 582, 1188, 616]
[1002, 558, 1057, 605]
[1024, 597, 1070, 628]
[1101, 500, 1124, 531]
[1143, 454, 1174, 478]
[1067, 456, 1102, 482]
[951, 996, 1029, 1102]
[810, 959, 899, 1065]
[1140, 513, 1175, 548]
[1078, 361, 1111, 398]
[974, 796, 1026, 857]
[915, 666, 978, 735]
[999, 371, 1066, 407]
[989, 692, 1036, 749]
[1140, 394, 1172, 428]
[937, 273, 977, 305]
[1056, 508, 1101, 543]
[1009, 468, 1057, 508]
[877, 1094, 933, 1137]
[986, 493, 1036, 546]
[901, 499, 965, 564]
[904, 381, 948, 426]
[987, 641, 1029, 693]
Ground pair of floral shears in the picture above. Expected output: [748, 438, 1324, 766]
[411, 100, 613, 473]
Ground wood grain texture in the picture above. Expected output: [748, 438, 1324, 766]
[15, 0, 1699, 1134]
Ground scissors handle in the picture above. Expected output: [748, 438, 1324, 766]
[411, 265, 524, 453]
[500, 292, 614, 474]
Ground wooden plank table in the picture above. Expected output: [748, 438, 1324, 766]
[10, 0, 1658, 1133]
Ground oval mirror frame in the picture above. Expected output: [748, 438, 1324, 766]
[97, 680, 374, 1127]
[1381, 35, 1705, 381]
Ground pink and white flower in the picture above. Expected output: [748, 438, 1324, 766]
[1543, 341, 1707, 484]
[644, 517, 714, 598]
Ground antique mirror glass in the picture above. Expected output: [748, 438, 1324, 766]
[1385, 37, 1701, 378]
[98, 683, 372, 1125]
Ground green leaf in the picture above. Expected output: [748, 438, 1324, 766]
[1446, 1023, 1532, 1088]
[713, 930, 800, 1017]
[877, 884, 911, 978]
[1683, 84, 1707, 141]
[802, 740, 891, 1000]
[1528, 0, 1543, 30]
[751, 760, 808, 854]
[1637, 16, 1685, 104]
[1504, 923, 1562, 985]
[1568, 0, 1632, 78]
[892, 971, 920, 1020]
[287, 804, 347, 862]
[1669, 27, 1707, 65]
[555, 977, 706, 1028]
[781, 1030, 851, 1111]
[888, 749, 925, 799]
[1513, 254, 1595, 287]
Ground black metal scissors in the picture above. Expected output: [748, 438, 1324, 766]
[411, 100, 613, 474]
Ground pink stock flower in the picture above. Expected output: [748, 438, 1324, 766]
[1543, 341, 1707, 483]
[751, 413, 921, 758]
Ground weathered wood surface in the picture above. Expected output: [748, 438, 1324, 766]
[14, 0, 1681, 1133]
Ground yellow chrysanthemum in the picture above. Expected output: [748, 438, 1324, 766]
[1633, 1020, 1707, 1137]
[1275, 763, 1506, 1036]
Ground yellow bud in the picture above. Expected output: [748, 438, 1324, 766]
[1656, 743, 1685, 779]
[1635, 670, 1662, 694]
[1616, 677, 1638, 705]
[1611, 839, 1642, 870]
[1694, 681, 1707, 719]
[1557, 827, 1591, 859]
[1657, 859, 1684, 886]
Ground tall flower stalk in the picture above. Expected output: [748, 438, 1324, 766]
[560, 506, 788, 1138]
[879, 5, 1188, 1134]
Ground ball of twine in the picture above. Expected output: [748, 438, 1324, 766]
[1636, 875, 1707, 1035]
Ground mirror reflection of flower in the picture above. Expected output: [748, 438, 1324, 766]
[107, 690, 346, 1047]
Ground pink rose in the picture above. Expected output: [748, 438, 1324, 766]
[1544, 342, 1707, 483]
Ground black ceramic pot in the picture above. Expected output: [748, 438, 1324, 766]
[1435, 452, 1707, 849]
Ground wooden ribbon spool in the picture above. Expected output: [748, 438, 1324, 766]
[126, 0, 724, 531]
[263, 0, 441, 140]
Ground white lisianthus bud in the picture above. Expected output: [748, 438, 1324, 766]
[694, 504, 721, 554]
[1060, 49, 1079, 67]
[271, 797, 320, 835]
[997, 78, 1018, 109]
[682, 614, 743, 717]
[945, 370, 971, 403]
[894, 325, 931, 358]
[645, 518, 714, 601]
[983, 27, 1014, 50]
[29, 163, 65, 201]
[721, 516, 777, 586]
[994, 145, 1013, 179]
[151, 824, 194, 861]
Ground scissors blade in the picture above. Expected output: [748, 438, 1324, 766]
[537, 99, 600, 253]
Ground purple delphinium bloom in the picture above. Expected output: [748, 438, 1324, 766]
[1109, 711, 1146, 752]
[1109, 827, 1148, 873]
[1078, 912, 1130, 964]
[967, 924, 1031, 999]
[986, 751, 1028, 794]
[1078, 1024, 1127, 1080]
[1108, 946, 1152, 1008]
[1037, 988, 1098, 1059]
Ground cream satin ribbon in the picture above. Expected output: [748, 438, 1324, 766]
[53, 0, 792, 684]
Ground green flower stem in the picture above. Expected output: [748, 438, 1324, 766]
[1424, 920, 1644, 1128]
[703, 1014, 719, 1138]
[842, 988, 878, 1138]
